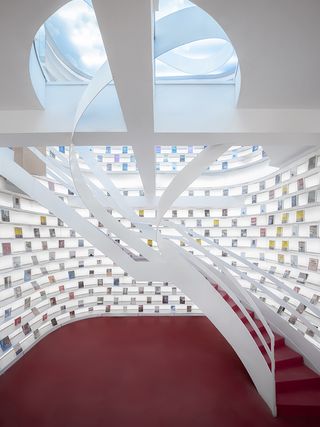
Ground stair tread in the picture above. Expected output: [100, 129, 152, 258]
[274, 346, 303, 362]
[276, 364, 320, 383]
[277, 388, 320, 406]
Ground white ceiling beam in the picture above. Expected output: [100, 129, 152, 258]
[92, 0, 156, 196]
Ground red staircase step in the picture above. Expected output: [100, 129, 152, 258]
[213, 283, 320, 419]
[276, 364, 320, 392]
[253, 332, 285, 352]
[264, 346, 303, 369]
[277, 388, 320, 417]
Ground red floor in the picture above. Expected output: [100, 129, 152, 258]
[0, 316, 318, 427]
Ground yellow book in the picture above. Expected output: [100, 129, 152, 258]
[296, 210, 304, 222]
[278, 254, 285, 264]
[196, 238, 202, 245]
[40, 215, 47, 225]
[269, 240, 275, 250]
[282, 213, 289, 224]
[276, 226, 283, 237]
[138, 209, 144, 217]
[14, 227, 23, 238]
[213, 219, 219, 227]
[282, 240, 289, 251]
[147, 239, 153, 247]
[282, 185, 288, 195]
[180, 240, 185, 247]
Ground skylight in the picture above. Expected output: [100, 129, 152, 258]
[34, 0, 238, 83]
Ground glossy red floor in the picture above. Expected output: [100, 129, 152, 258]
[0, 316, 319, 427]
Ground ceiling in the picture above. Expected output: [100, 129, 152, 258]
[0, 0, 319, 196]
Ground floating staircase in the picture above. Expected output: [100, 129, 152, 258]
[213, 284, 320, 417]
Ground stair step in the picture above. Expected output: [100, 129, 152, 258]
[265, 346, 303, 369]
[276, 364, 320, 392]
[245, 320, 266, 337]
[277, 388, 320, 416]
[253, 332, 285, 352]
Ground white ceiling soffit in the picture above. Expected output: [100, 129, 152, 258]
[193, 0, 320, 108]
[0, 0, 68, 110]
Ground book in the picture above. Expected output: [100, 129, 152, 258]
[42, 241, 48, 250]
[275, 174, 281, 184]
[138, 209, 144, 217]
[260, 204, 266, 214]
[213, 219, 220, 227]
[276, 226, 283, 237]
[59, 240, 64, 248]
[241, 207, 246, 215]
[269, 190, 275, 200]
[13, 197, 20, 208]
[31, 255, 38, 265]
[297, 272, 308, 284]
[232, 219, 237, 227]
[4, 308, 11, 319]
[0, 336, 12, 352]
[222, 209, 228, 217]
[252, 195, 257, 204]
[22, 323, 31, 335]
[34, 228, 40, 238]
[293, 286, 300, 293]
[282, 240, 289, 251]
[268, 215, 274, 225]
[251, 217, 257, 226]
[308, 190, 316, 204]
[14, 286, 22, 298]
[281, 213, 289, 224]
[1, 209, 10, 222]
[2, 242, 11, 255]
[297, 178, 304, 190]
[68, 271, 75, 279]
[269, 265, 276, 275]
[51, 318, 58, 326]
[291, 195, 297, 207]
[298, 241, 306, 252]
[242, 185, 248, 195]
[269, 240, 275, 250]
[278, 200, 283, 210]
[15, 316, 21, 326]
[296, 210, 304, 222]
[309, 225, 318, 238]
[4, 276, 12, 288]
[310, 294, 320, 304]
[291, 255, 298, 267]
[49, 229, 56, 237]
[25, 241, 32, 251]
[13, 344, 21, 356]
[50, 297, 57, 306]
[282, 185, 288, 195]
[259, 181, 265, 190]
[283, 270, 290, 278]
[296, 303, 306, 314]
[241, 229, 247, 237]
[308, 155, 316, 170]
[24, 269, 31, 281]
[40, 215, 47, 225]
[222, 229, 227, 237]
[232, 239, 238, 247]
[288, 315, 297, 325]
[14, 227, 23, 238]
[260, 228, 266, 237]
[308, 258, 319, 271]
[278, 254, 285, 264]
